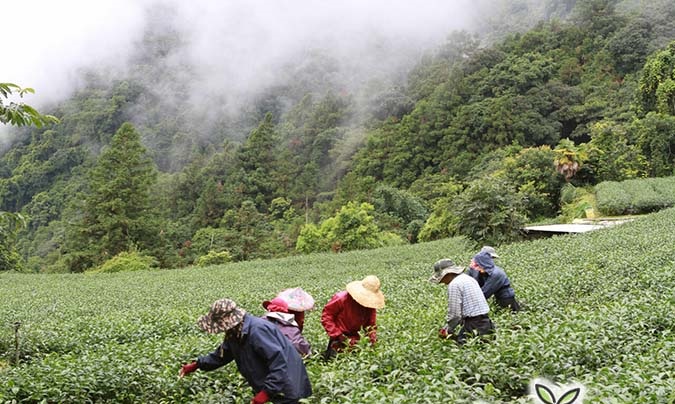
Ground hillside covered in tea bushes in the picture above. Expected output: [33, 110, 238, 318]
[1, 206, 673, 402]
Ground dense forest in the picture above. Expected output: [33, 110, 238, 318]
[2, 0, 675, 273]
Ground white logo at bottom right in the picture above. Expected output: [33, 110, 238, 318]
[529, 378, 586, 404]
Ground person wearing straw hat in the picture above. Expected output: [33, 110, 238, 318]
[262, 288, 314, 356]
[178, 298, 312, 403]
[469, 248, 521, 312]
[320, 275, 385, 359]
[429, 259, 494, 345]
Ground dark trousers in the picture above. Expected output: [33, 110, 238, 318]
[497, 296, 521, 312]
[456, 314, 495, 345]
[323, 338, 340, 361]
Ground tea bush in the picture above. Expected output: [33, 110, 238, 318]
[1, 209, 674, 402]
[595, 176, 675, 215]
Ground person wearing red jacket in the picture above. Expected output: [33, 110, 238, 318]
[320, 275, 385, 359]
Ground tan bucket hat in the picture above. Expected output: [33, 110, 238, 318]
[197, 298, 246, 334]
[346, 275, 385, 309]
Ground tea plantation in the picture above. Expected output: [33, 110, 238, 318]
[1, 208, 674, 403]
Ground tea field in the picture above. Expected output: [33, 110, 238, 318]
[1, 208, 675, 403]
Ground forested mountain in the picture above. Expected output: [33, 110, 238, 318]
[2, 0, 675, 273]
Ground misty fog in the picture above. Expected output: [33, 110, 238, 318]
[2, 1, 487, 134]
[3, 0, 579, 166]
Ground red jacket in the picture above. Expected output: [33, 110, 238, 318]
[321, 291, 377, 344]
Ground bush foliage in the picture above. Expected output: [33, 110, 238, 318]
[87, 251, 159, 274]
[296, 202, 403, 253]
[195, 250, 232, 267]
[595, 176, 675, 215]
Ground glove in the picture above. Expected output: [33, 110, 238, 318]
[251, 390, 270, 404]
[179, 361, 198, 378]
[329, 334, 352, 352]
[438, 328, 449, 339]
[331, 333, 349, 346]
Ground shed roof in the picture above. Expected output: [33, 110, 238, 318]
[522, 224, 606, 233]
[522, 219, 631, 234]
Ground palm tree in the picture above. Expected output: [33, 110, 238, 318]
[554, 139, 586, 182]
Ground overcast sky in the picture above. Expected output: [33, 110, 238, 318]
[2, 1, 146, 105]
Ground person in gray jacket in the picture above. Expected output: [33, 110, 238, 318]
[262, 297, 312, 357]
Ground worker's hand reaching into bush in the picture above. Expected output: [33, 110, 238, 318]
[438, 328, 449, 339]
[179, 361, 198, 378]
[251, 390, 270, 404]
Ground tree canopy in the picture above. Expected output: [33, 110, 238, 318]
[1, 82, 59, 271]
[0, 83, 59, 128]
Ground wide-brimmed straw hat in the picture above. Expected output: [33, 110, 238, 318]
[429, 259, 465, 283]
[346, 275, 385, 309]
[197, 298, 246, 334]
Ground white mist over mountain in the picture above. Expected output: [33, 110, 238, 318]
[1, 0, 488, 142]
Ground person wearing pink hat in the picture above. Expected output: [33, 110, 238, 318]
[320, 275, 385, 359]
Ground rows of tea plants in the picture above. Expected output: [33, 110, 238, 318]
[595, 176, 675, 215]
[1, 208, 675, 403]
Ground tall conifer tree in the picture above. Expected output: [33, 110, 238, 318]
[234, 112, 278, 210]
[75, 122, 157, 269]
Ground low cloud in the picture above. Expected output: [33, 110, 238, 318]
[1, 0, 482, 140]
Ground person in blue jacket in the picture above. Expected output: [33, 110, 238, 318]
[179, 298, 312, 404]
[469, 247, 521, 312]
